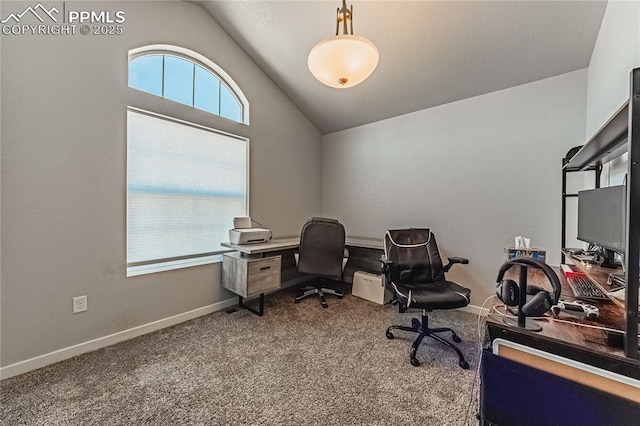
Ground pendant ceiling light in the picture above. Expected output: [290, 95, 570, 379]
[307, 0, 379, 89]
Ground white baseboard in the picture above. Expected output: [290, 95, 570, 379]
[1, 297, 490, 380]
[0, 297, 237, 380]
[460, 304, 490, 316]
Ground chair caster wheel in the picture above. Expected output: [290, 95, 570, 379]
[338, 295, 343, 299]
[386, 331, 394, 339]
[459, 360, 469, 369]
[411, 318, 421, 329]
[410, 358, 420, 367]
[294, 299, 300, 304]
[452, 334, 461, 343]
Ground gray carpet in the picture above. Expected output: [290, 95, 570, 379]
[1, 290, 482, 425]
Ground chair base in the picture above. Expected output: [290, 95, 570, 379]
[386, 309, 469, 369]
[294, 280, 343, 308]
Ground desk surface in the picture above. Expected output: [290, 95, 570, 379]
[221, 236, 384, 255]
[486, 260, 640, 378]
[221, 238, 300, 255]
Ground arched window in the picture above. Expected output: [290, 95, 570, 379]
[126, 46, 250, 276]
[128, 45, 249, 124]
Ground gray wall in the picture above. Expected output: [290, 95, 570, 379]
[586, 0, 640, 140]
[560, 1, 639, 252]
[322, 70, 588, 304]
[586, 0, 640, 187]
[1, 1, 322, 367]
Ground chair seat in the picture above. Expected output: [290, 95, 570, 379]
[395, 280, 470, 310]
[383, 229, 471, 368]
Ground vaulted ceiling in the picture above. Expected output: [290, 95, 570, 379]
[197, 1, 607, 134]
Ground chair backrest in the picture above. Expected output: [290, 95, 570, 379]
[297, 217, 346, 279]
[384, 228, 445, 284]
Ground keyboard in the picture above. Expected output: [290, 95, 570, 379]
[567, 275, 609, 300]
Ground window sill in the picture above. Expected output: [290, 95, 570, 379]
[127, 254, 223, 277]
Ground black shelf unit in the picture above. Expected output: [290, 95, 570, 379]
[562, 68, 640, 359]
[561, 145, 601, 264]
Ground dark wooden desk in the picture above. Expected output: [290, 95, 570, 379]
[486, 261, 640, 379]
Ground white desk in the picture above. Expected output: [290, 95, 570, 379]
[221, 238, 301, 316]
[221, 236, 384, 316]
[346, 236, 384, 250]
[221, 237, 300, 255]
[221, 236, 383, 255]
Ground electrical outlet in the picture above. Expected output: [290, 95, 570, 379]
[73, 295, 87, 313]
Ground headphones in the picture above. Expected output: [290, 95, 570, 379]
[495, 258, 561, 317]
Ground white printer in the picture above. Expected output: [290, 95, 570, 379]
[228, 217, 272, 245]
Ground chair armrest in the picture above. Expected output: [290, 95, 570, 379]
[443, 256, 469, 273]
[342, 248, 350, 270]
[380, 256, 393, 275]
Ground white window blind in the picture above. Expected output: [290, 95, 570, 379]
[126, 108, 248, 276]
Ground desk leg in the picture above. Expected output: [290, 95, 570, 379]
[237, 294, 265, 316]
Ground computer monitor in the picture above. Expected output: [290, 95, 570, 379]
[577, 185, 626, 261]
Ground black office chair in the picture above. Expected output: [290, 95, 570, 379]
[381, 228, 471, 368]
[294, 217, 348, 308]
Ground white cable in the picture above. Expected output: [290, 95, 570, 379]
[489, 304, 517, 318]
[477, 296, 498, 343]
[464, 295, 497, 426]
[486, 311, 640, 336]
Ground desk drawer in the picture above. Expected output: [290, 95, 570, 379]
[222, 253, 281, 298]
[246, 256, 281, 297]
